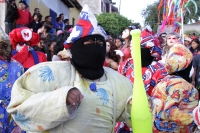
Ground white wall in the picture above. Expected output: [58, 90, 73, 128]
[78, 0, 101, 15]
[39, 0, 69, 18]
[157, 25, 200, 34]
[0, 2, 6, 31]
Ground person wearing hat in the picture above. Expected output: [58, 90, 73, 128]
[116, 26, 167, 132]
[0, 27, 25, 132]
[16, 0, 32, 28]
[159, 32, 180, 66]
[158, 32, 167, 49]
[9, 27, 47, 71]
[118, 26, 167, 97]
[184, 36, 192, 49]
[7, 5, 132, 133]
[152, 43, 198, 133]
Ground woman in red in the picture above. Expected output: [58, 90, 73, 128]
[115, 26, 135, 63]
[105, 39, 120, 70]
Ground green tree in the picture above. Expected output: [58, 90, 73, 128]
[141, 0, 161, 32]
[184, 0, 200, 23]
[96, 12, 133, 36]
[132, 22, 141, 29]
[184, 30, 199, 35]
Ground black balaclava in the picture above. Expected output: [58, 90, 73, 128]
[70, 34, 106, 80]
[141, 47, 154, 67]
[172, 61, 192, 82]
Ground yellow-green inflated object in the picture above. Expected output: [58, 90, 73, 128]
[130, 30, 152, 133]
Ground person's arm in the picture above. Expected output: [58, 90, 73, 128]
[192, 57, 197, 86]
[118, 56, 124, 64]
[110, 60, 119, 70]
[29, 11, 32, 23]
[7, 63, 81, 132]
[192, 67, 196, 86]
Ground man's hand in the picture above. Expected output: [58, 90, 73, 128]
[57, 50, 71, 61]
[66, 88, 84, 106]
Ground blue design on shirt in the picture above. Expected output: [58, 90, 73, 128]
[39, 66, 54, 82]
[15, 113, 30, 129]
[0, 60, 24, 132]
[97, 88, 109, 105]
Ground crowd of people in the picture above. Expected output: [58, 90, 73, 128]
[1, 0, 200, 133]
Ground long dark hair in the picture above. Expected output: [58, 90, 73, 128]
[44, 22, 53, 33]
[54, 31, 70, 55]
[190, 39, 200, 54]
[45, 38, 56, 61]
[113, 38, 124, 49]
[106, 39, 120, 63]
[33, 13, 42, 22]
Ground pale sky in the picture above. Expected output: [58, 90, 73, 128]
[112, 0, 157, 26]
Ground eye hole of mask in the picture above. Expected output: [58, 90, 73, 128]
[83, 39, 104, 45]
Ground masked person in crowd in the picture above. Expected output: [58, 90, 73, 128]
[118, 26, 167, 97]
[115, 26, 135, 63]
[152, 43, 199, 133]
[0, 27, 25, 133]
[7, 5, 132, 133]
[10, 27, 47, 71]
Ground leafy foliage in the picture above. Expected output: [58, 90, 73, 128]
[141, 1, 161, 31]
[96, 12, 133, 36]
[184, 0, 200, 23]
[184, 30, 200, 35]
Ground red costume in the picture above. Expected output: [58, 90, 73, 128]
[9, 28, 47, 71]
[121, 47, 131, 61]
[118, 59, 167, 96]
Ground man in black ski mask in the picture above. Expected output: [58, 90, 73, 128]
[7, 5, 133, 133]
[70, 34, 106, 80]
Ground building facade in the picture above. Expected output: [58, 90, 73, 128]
[0, 0, 118, 32]
[0, 0, 82, 32]
[78, 0, 118, 15]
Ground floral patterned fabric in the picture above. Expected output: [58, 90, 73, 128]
[118, 58, 167, 97]
[165, 43, 193, 74]
[0, 59, 24, 133]
[152, 43, 198, 133]
[152, 75, 199, 133]
[7, 61, 132, 133]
